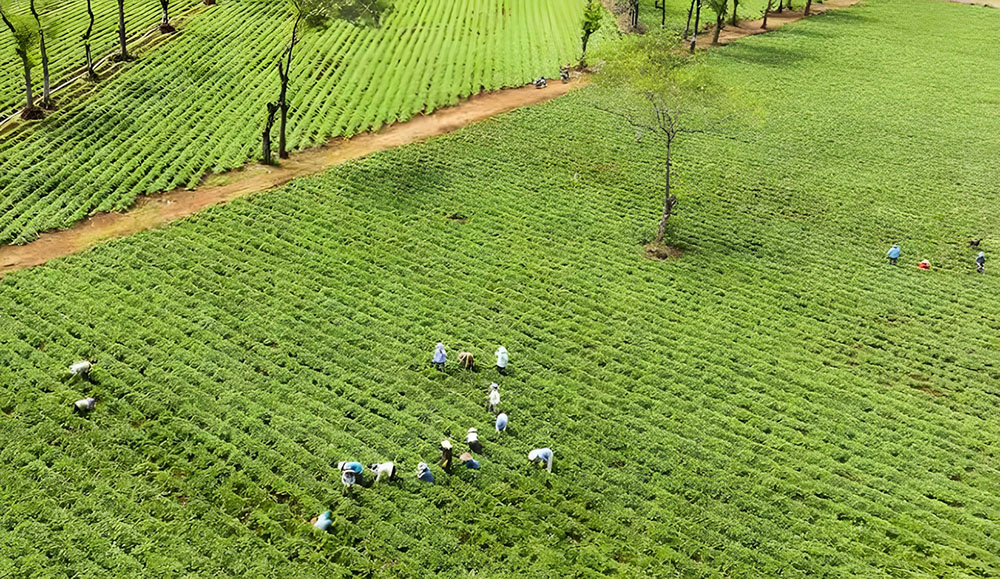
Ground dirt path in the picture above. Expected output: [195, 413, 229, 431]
[0, 79, 583, 276]
[0, 0, 864, 277]
[710, 0, 859, 45]
[946, 0, 1000, 8]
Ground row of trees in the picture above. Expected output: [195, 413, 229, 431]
[624, 0, 807, 52]
[0, 0, 185, 119]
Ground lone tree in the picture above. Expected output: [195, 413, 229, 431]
[580, 0, 601, 68]
[595, 35, 734, 247]
[0, 3, 43, 119]
[82, 0, 97, 79]
[263, 0, 393, 164]
[28, 0, 52, 108]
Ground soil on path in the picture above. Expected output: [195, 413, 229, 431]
[945, 0, 1000, 8]
[0, 0, 864, 277]
[709, 0, 859, 45]
[0, 79, 583, 276]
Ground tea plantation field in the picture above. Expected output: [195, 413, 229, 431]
[0, 0, 202, 116]
[2, 0, 1000, 576]
[0, 0, 588, 244]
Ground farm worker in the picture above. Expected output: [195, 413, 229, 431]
[312, 511, 333, 532]
[487, 383, 500, 413]
[495, 346, 509, 374]
[887, 244, 901, 265]
[338, 461, 363, 487]
[496, 412, 508, 433]
[416, 462, 435, 483]
[370, 462, 396, 482]
[976, 251, 985, 273]
[72, 397, 96, 414]
[440, 440, 453, 471]
[467, 427, 483, 454]
[458, 351, 475, 370]
[460, 452, 480, 470]
[918, 259, 931, 270]
[432, 342, 447, 371]
[69, 360, 93, 382]
[529, 448, 553, 473]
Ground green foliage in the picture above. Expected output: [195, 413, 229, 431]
[0, 1, 38, 58]
[0, 0, 591, 245]
[706, 0, 728, 19]
[582, 0, 602, 43]
[332, 0, 393, 27]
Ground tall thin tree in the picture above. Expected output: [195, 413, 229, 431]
[581, 0, 602, 68]
[594, 34, 736, 247]
[114, 0, 130, 60]
[688, 0, 702, 52]
[707, 0, 726, 44]
[28, 0, 52, 108]
[0, 3, 43, 118]
[159, 0, 174, 32]
[82, 0, 97, 79]
[761, 0, 774, 28]
[264, 0, 393, 163]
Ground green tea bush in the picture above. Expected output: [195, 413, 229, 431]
[2, 0, 1000, 575]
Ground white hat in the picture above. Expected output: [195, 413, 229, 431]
[467, 427, 477, 434]
[528, 449, 540, 461]
[441, 440, 452, 449]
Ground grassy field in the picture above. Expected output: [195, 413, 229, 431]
[2, 0, 1000, 576]
[0, 0, 588, 245]
[0, 0, 201, 115]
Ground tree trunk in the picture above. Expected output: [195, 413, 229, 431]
[689, 0, 702, 52]
[712, 13, 723, 44]
[262, 102, 278, 165]
[117, 0, 129, 60]
[730, 0, 739, 26]
[20, 53, 35, 110]
[159, 0, 174, 32]
[804, 0, 812, 15]
[29, 0, 52, 109]
[762, 0, 771, 28]
[655, 139, 675, 245]
[38, 31, 51, 107]
[683, 0, 696, 38]
[581, 32, 590, 64]
[785, 0, 792, 10]
[277, 61, 289, 159]
[84, 0, 97, 79]
[277, 12, 300, 160]
[775, 0, 782, 14]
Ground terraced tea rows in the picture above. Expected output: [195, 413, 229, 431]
[2, 0, 999, 576]
[0, 0, 588, 245]
[0, 0, 201, 115]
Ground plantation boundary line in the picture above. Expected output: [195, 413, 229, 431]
[0, 0, 861, 276]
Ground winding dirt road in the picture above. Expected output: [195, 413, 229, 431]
[0, 0, 863, 277]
